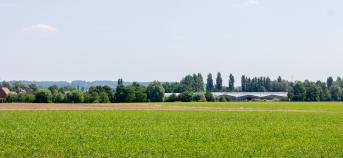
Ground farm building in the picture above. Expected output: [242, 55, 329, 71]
[0, 87, 10, 102]
[165, 92, 288, 101]
[212, 92, 288, 100]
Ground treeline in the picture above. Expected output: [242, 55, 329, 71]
[288, 77, 343, 101]
[4, 80, 165, 103]
[162, 73, 287, 93]
[162, 73, 204, 93]
[2, 74, 343, 102]
[241, 76, 289, 92]
[4, 80, 150, 89]
[162, 73, 230, 93]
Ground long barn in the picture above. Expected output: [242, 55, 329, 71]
[165, 92, 288, 100]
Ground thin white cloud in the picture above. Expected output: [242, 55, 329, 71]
[233, 0, 259, 8]
[24, 24, 57, 33]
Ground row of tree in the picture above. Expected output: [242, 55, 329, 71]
[5, 80, 165, 103]
[241, 76, 289, 92]
[289, 77, 343, 101]
[2, 74, 343, 102]
[162, 73, 204, 93]
[162, 73, 234, 93]
[162, 73, 288, 93]
[165, 92, 233, 102]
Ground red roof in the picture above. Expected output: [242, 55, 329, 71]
[0, 87, 10, 98]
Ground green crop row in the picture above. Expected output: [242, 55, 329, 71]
[1, 110, 343, 157]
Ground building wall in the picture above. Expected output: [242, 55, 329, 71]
[165, 92, 288, 100]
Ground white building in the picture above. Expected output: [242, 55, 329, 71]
[165, 92, 288, 100]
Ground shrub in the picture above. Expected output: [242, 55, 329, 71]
[192, 93, 207, 102]
[178, 91, 193, 102]
[53, 92, 65, 103]
[84, 92, 99, 103]
[205, 92, 215, 102]
[17, 93, 35, 103]
[165, 94, 179, 102]
[6, 93, 18, 102]
[34, 89, 53, 103]
[147, 81, 165, 102]
[99, 92, 110, 103]
[131, 83, 148, 102]
[65, 90, 84, 103]
[217, 95, 231, 102]
[279, 97, 289, 101]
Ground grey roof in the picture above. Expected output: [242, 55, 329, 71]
[212, 92, 288, 97]
[165, 92, 288, 98]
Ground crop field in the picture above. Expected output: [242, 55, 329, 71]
[1, 102, 343, 157]
[160, 102, 343, 112]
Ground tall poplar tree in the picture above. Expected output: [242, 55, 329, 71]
[228, 73, 235, 91]
[206, 73, 214, 92]
[327, 77, 334, 88]
[241, 75, 246, 92]
[215, 72, 223, 92]
[196, 73, 204, 92]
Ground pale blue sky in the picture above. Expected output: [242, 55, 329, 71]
[1, 0, 343, 82]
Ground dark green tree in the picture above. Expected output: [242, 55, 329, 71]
[206, 73, 214, 92]
[316, 81, 330, 101]
[205, 92, 215, 102]
[304, 82, 320, 101]
[265, 77, 272, 91]
[99, 92, 111, 103]
[180, 75, 193, 92]
[53, 92, 65, 103]
[327, 77, 334, 88]
[165, 93, 178, 102]
[178, 91, 193, 102]
[131, 82, 148, 102]
[291, 82, 306, 101]
[330, 85, 342, 101]
[195, 73, 204, 92]
[147, 81, 165, 102]
[84, 92, 100, 103]
[89, 86, 115, 102]
[277, 76, 282, 82]
[215, 72, 223, 92]
[228, 73, 235, 91]
[217, 96, 231, 102]
[6, 93, 18, 102]
[287, 82, 294, 101]
[17, 93, 35, 103]
[115, 79, 130, 102]
[241, 75, 246, 92]
[125, 86, 136, 102]
[336, 77, 342, 87]
[192, 93, 206, 102]
[192, 74, 198, 91]
[28, 84, 38, 93]
[34, 89, 53, 103]
[65, 90, 84, 103]
[1, 81, 12, 89]
[48, 85, 59, 95]
[117, 78, 124, 86]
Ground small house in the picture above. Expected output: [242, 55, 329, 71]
[0, 87, 10, 102]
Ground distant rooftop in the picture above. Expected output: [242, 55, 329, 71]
[165, 92, 288, 99]
[0, 87, 10, 98]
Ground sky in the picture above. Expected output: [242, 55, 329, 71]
[1, 0, 343, 83]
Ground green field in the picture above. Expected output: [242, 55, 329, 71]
[1, 103, 343, 157]
[160, 102, 343, 112]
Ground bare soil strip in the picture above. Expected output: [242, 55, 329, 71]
[0, 103, 327, 113]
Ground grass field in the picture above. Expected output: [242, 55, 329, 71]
[160, 102, 343, 112]
[1, 102, 343, 157]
